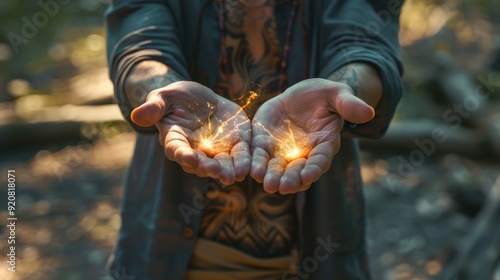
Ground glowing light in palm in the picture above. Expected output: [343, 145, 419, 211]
[193, 87, 311, 162]
[255, 118, 311, 162]
[193, 102, 248, 157]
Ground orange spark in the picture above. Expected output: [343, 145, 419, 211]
[240, 91, 259, 110]
[255, 119, 311, 162]
[192, 101, 249, 158]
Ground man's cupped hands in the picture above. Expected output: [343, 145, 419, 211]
[131, 79, 374, 194]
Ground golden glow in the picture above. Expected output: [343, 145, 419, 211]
[199, 138, 214, 150]
[193, 102, 248, 158]
[193, 93, 310, 162]
[255, 119, 311, 162]
[285, 147, 303, 162]
[240, 91, 259, 110]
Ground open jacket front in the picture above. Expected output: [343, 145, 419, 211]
[105, 0, 403, 279]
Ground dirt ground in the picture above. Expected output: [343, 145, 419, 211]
[0, 132, 499, 280]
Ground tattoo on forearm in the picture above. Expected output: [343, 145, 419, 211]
[124, 65, 183, 109]
[327, 64, 363, 96]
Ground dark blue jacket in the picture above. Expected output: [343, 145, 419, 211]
[105, 1, 403, 279]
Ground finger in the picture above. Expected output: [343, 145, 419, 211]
[131, 93, 168, 127]
[250, 147, 270, 183]
[170, 152, 220, 179]
[300, 142, 338, 185]
[164, 127, 199, 168]
[181, 150, 220, 178]
[263, 157, 287, 193]
[279, 158, 306, 194]
[181, 165, 209, 178]
[214, 152, 236, 185]
[196, 154, 223, 179]
[181, 166, 198, 176]
[331, 88, 375, 124]
[231, 141, 251, 182]
[299, 184, 312, 192]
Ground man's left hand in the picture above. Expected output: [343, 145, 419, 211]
[250, 78, 375, 194]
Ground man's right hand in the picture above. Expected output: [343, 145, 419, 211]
[131, 81, 252, 185]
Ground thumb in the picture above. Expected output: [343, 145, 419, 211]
[332, 90, 375, 124]
[130, 95, 167, 127]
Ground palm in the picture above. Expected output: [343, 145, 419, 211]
[132, 81, 251, 185]
[251, 78, 374, 194]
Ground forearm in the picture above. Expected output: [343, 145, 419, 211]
[327, 63, 383, 110]
[123, 60, 184, 109]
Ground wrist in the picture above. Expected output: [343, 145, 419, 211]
[124, 60, 181, 109]
[327, 63, 383, 109]
[340, 121, 357, 133]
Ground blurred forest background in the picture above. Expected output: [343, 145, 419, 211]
[0, 0, 499, 279]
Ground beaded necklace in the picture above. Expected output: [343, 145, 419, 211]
[217, 0, 299, 97]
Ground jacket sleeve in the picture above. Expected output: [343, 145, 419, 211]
[312, 0, 404, 139]
[105, 0, 189, 133]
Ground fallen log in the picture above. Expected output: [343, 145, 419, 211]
[438, 68, 500, 158]
[359, 120, 488, 158]
[0, 104, 126, 153]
